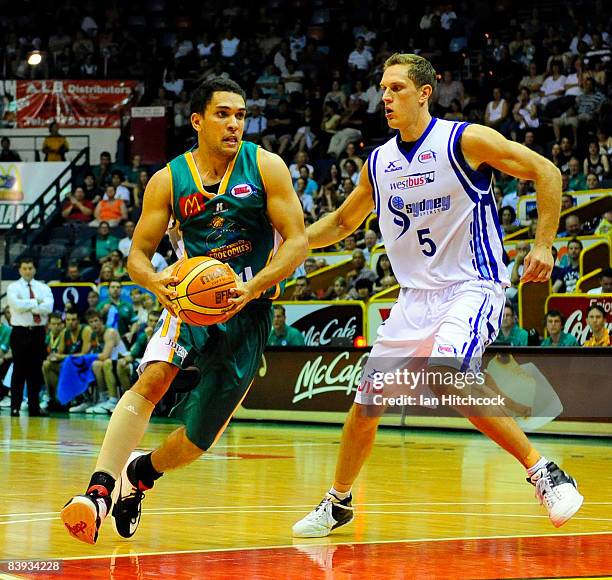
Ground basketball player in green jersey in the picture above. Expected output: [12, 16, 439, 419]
[61, 78, 308, 544]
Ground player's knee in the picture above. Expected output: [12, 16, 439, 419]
[102, 359, 113, 370]
[133, 363, 176, 403]
[92, 360, 102, 371]
[350, 404, 381, 431]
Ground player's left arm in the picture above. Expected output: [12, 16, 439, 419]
[228, 149, 308, 312]
[461, 124, 561, 283]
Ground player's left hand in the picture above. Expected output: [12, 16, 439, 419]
[521, 244, 554, 283]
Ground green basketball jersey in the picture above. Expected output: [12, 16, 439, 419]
[167, 141, 281, 299]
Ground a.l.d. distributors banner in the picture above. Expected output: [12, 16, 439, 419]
[546, 294, 612, 344]
[0, 161, 69, 227]
[280, 301, 366, 346]
[16, 80, 139, 128]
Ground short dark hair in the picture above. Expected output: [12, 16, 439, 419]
[600, 267, 612, 279]
[545, 309, 564, 323]
[49, 311, 63, 322]
[17, 256, 35, 268]
[567, 237, 583, 250]
[504, 303, 516, 315]
[190, 77, 246, 115]
[500, 205, 517, 222]
[65, 310, 80, 320]
[355, 278, 373, 292]
[100, 151, 111, 159]
[85, 308, 101, 321]
[111, 170, 125, 180]
[587, 304, 606, 317]
[273, 304, 286, 315]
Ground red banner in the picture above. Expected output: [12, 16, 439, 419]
[16, 80, 139, 128]
[546, 295, 612, 344]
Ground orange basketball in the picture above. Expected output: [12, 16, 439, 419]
[171, 256, 238, 326]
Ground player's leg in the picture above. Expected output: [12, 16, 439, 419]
[432, 281, 583, 526]
[61, 361, 178, 544]
[111, 304, 273, 539]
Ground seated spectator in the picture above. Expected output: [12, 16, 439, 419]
[566, 157, 586, 191]
[346, 250, 377, 290]
[433, 70, 464, 116]
[293, 276, 316, 301]
[243, 104, 267, 144]
[538, 61, 566, 111]
[484, 87, 511, 136]
[375, 253, 393, 285]
[319, 102, 342, 151]
[512, 88, 539, 137]
[90, 185, 128, 227]
[315, 184, 341, 217]
[583, 141, 610, 180]
[87, 290, 100, 310]
[324, 80, 347, 111]
[0, 137, 21, 161]
[540, 310, 579, 346]
[97, 280, 136, 336]
[493, 304, 528, 346]
[288, 151, 314, 181]
[267, 305, 305, 346]
[342, 159, 360, 185]
[123, 154, 145, 187]
[85, 308, 125, 414]
[62, 262, 82, 283]
[561, 193, 575, 211]
[506, 242, 530, 303]
[118, 220, 136, 257]
[246, 86, 267, 110]
[150, 251, 169, 273]
[92, 151, 114, 188]
[521, 131, 544, 156]
[588, 268, 612, 294]
[586, 172, 600, 189]
[303, 257, 318, 275]
[40, 311, 65, 409]
[106, 171, 131, 203]
[378, 275, 397, 290]
[519, 62, 544, 95]
[559, 214, 584, 237]
[552, 238, 582, 293]
[108, 250, 129, 281]
[255, 65, 280, 97]
[499, 206, 521, 236]
[42, 121, 69, 161]
[501, 179, 531, 212]
[351, 278, 374, 301]
[295, 177, 316, 221]
[444, 98, 465, 121]
[295, 165, 319, 196]
[261, 100, 295, 157]
[583, 304, 610, 347]
[62, 186, 94, 223]
[83, 173, 103, 202]
[363, 229, 379, 260]
[327, 99, 365, 158]
[131, 170, 149, 217]
[339, 142, 364, 175]
[94, 222, 119, 263]
[117, 311, 160, 391]
[329, 276, 350, 300]
[344, 234, 357, 251]
[594, 210, 612, 238]
[552, 78, 606, 144]
[340, 177, 355, 197]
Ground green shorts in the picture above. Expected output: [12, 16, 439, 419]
[141, 301, 272, 450]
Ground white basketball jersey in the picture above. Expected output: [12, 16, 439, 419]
[369, 118, 509, 289]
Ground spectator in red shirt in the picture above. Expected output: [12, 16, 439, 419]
[62, 186, 94, 223]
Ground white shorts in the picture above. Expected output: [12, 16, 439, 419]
[137, 310, 188, 375]
[356, 280, 505, 405]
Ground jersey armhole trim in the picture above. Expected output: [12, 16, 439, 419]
[454, 123, 493, 193]
[167, 163, 176, 222]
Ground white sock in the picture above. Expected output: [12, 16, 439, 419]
[526, 456, 549, 479]
[329, 487, 351, 500]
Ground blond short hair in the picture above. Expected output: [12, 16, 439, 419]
[384, 53, 437, 92]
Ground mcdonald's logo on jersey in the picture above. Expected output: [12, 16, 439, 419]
[180, 192, 206, 218]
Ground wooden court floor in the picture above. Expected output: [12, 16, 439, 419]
[0, 415, 611, 579]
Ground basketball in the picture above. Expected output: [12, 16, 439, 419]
[171, 256, 238, 326]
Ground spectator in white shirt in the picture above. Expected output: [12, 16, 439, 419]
[243, 105, 268, 144]
[197, 32, 216, 58]
[7, 257, 54, 416]
[162, 69, 184, 96]
[588, 268, 612, 294]
[348, 37, 373, 75]
[220, 29, 240, 59]
[118, 220, 136, 257]
[539, 61, 566, 109]
[282, 60, 305, 94]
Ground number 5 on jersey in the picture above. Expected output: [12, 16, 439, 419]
[417, 228, 437, 257]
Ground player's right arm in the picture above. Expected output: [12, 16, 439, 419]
[127, 168, 180, 315]
[306, 165, 375, 249]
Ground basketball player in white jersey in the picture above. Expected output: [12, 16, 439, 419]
[293, 53, 583, 537]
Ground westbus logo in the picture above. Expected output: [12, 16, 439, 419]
[390, 171, 435, 191]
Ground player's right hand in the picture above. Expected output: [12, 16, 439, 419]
[147, 262, 181, 317]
